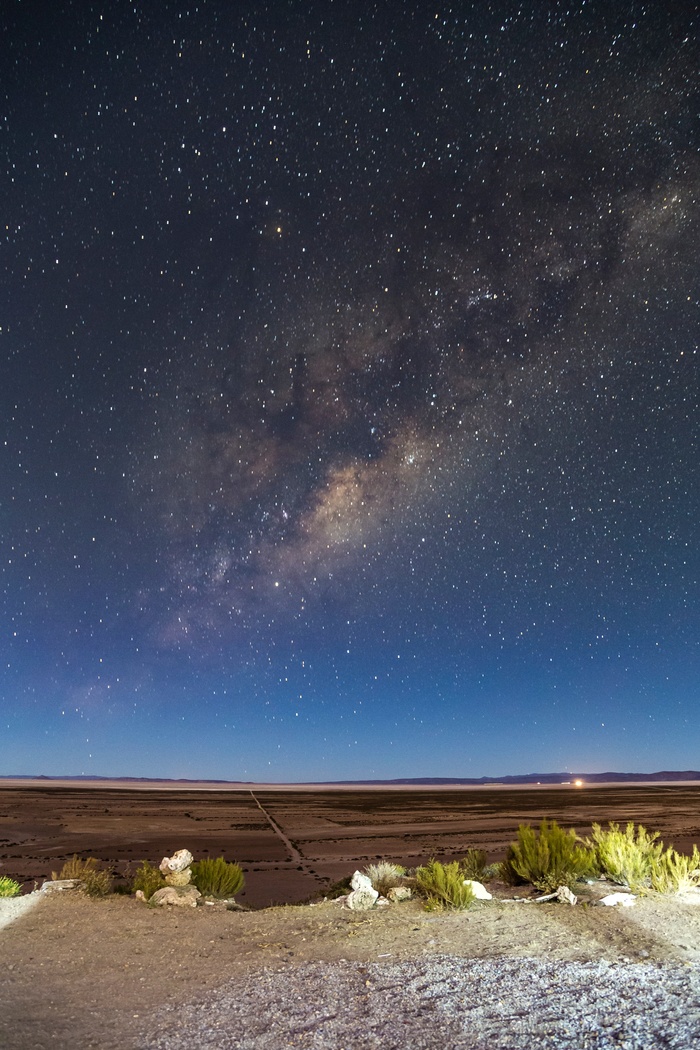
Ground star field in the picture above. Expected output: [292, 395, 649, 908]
[2, 1, 699, 780]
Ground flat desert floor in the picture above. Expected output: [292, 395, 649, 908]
[2, 781, 699, 907]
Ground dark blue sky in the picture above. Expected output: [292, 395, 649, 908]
[2, 0, 699, 780]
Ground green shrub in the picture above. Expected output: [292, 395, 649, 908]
[132, 860, 166, 901]
[0, 876, 22, 898]
[191, 856, 245, 898]
[650, 844, 700, 894]
[586, 822, 663, 892]
[415, 860, 475, 911]
[363, 861, 406, 897]
[460, 849, 489, 880]
[508, 820, 595, 892]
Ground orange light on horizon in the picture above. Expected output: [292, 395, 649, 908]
[574, 779, 584, 787]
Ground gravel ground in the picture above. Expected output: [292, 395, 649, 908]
[0, 891, 42, 931]
[143, 955, 700, 1050]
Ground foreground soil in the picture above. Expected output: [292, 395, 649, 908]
[2, 884, 700, 1050]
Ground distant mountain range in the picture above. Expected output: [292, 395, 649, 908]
[3, 770, 700, 785]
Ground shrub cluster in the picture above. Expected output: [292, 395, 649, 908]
[191, 856, 245, 898]
[507, 820, 595, 892]
[0, 876, 22, 898]
[414, 859, 476, 910]
[132, 860, 166, 901]
[53, 855, 113, 898]
[586, 822, 662, 892]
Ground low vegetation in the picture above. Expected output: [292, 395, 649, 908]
[191, 856, 245, 898]
[0, 876, 22, 897]
[132, 860, 166, 901]
[586, 822, 663, 892]
[507, 820, 595, 892]
[415, 859, 476, 910]
[363, 861, 406, 897]
[52, 855, 113, 898]
[650, 845, 700, 894]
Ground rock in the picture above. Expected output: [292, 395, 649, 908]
[165, 868, 192, 887]
[350, 870, 375, 893]
[346, 886, 378, 911]
[41, 879, 79, 893]
[135, 890, 147, 902]
[555, 886, 577, 906]
[150, 885, 201, 908]
[599, 892, 636, 907]
[159, 849, 194, 875]
[387, 886, 412, 902]
[463, 880, 492, 901]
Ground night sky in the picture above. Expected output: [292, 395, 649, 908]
[2, 1, 699, 781]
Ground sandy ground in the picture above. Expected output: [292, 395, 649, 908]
[2, 880, 700, 1049]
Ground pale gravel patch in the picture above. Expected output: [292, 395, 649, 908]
[0, 891, 42, 931]
[143, 955, 700, 1050]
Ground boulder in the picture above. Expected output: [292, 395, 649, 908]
[159, 849, 193, 875]
[41, 879, 79, 893]
[350, 870, 375, 892]
[463, 880, 492, 901]
[165, 868, 192, 887]
[346, 886, 378, 911]
[150, 885, 201, 908]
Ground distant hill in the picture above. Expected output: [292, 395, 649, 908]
[3, 770, 700, 785]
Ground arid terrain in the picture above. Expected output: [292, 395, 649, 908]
[2, 781, 700, 1049]
[2, 780, 699, 907]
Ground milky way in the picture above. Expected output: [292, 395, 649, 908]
[3, 2, 699, 778]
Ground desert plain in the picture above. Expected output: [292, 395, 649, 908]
[2, 779, 699, 907]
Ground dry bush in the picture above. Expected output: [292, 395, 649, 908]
[508, 820, 595, 892]
[191, 856, 245, 898]
[415, 860, 475, 911]
[363, 861, 406, 897]
[132, 860, 166, 900]
[52, 855, 112, 897]
[586, 822, 663, 892]
[650, 844, 700, 894]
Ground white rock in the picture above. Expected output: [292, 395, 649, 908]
[159, 848, 194, 874]
[555, 885, 577, 905]
[346, 886, 378, 910]
[41, 879, 79, 893]
[463, 880, 492, 900]
[599, 892, 636, 907]
[350, 870, 375, 892]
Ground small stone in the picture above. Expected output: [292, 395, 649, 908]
[555, 886, 577, 905]
[135, 890, 147, 902]
[387, 886, 412, 902]
[599, 892, 636, 907]
[463, 880, 493, 900]
[41, 879, 80, 893]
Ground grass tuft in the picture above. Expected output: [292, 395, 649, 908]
[508, 820, 595, 892]
[0, 876, 22, 898]
[414, 859, 475, 911]
[191, 856, 245, 898]
[363, 861, 406, 897]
